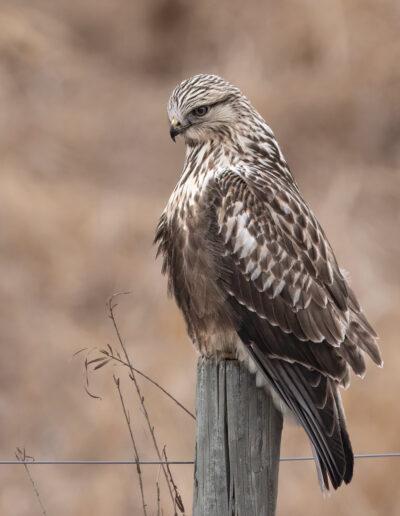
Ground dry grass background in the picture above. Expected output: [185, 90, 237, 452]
[0, 0, 399, 514]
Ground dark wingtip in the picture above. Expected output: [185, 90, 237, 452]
[342, 424, 354, 485]
[324, 405, 354, 490]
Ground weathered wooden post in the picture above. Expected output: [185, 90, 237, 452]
[193, 357, 283, 516]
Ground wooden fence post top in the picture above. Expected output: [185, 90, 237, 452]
[193, 357, 283, 516]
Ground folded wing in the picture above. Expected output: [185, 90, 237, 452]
[205, 168, 381, 489]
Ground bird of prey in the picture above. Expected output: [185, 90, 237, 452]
[155, 74, 382, 491]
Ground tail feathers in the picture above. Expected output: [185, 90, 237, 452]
[311, 443, 329, 492]
[246, 343, 354, 491]
[334, 387, 354, 485]
[312, 410, 354, 491]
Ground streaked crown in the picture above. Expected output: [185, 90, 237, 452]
[167, 74, 254, 144]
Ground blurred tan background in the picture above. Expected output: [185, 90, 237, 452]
[0, 0, 399, 514]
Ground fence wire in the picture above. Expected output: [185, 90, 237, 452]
[2, 453, 399, 466]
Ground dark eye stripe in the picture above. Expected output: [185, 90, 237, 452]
[189, 95, 235, 118]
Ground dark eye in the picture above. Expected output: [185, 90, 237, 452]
[192, 106, 209, 117]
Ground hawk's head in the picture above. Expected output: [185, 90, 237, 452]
[167, 74, 252, 145]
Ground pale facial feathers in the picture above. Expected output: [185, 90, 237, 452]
[167, 74, 262, 145]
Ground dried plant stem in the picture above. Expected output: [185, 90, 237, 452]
[156, 481, 161, 516]
[15, 448, 47, 516]
[156, 464, 163, 516]
[107, 293, 181, 514]
[114, 375, 148, 516]
[88, 350, 195, 420]
[162, 446, 185, 514]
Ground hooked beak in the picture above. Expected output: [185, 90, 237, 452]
[169, 118, 181, 142]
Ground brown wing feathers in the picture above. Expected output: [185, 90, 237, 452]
[209, 169, 380, 489]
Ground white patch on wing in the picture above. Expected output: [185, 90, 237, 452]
[250, 265, 262, 280]
[292, 271, 301, 284]
[272, 279, 285, 298]
[224, 216, 236, 242]
[292, 288, 301, 305]
[262, 275, 274, 291]
[238, 234, 257, 259]
[233, 225, 257, 257]
[236, 212, 250, 230]
[232, 202, 244, 216]
[281, 268, 289, 280]
[245, 260, 256, 274]
[259, 246, 268, 262]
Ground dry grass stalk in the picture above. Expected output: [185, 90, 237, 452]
[162, 446, 185, 514]
[85, 344, 195, 420]
[114, 375, 148, 516]
[156, 479, 161, 516]
[106, 292, 183, 514]
[15, 447, 47, 516]
[79, 292, 187, 513]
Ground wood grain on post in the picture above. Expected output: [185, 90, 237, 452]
[193, 357, 283, 516]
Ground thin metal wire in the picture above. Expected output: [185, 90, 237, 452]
[2, 453, 399, 465]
